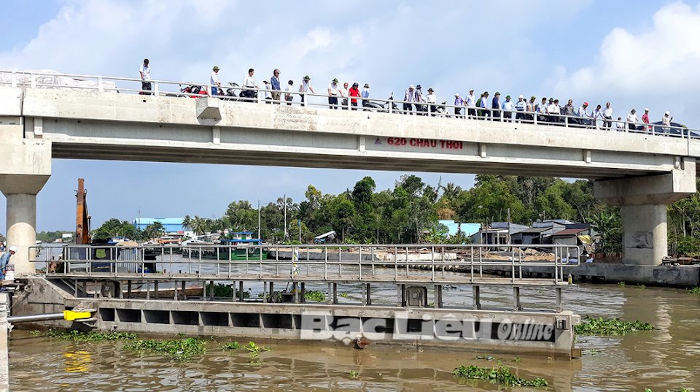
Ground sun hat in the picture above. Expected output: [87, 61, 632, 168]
[9, 245, 16, 253]
[213, 65, 220, 71]
[304, 75, 310, 81]
[363, 83, 370, 88]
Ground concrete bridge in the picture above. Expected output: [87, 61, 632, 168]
[1, 74, 698, 272]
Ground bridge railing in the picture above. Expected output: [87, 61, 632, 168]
[29, 243, 580, 284]
[2, 69, 695, 140]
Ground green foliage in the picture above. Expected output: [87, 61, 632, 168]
[348, 370, 359, 378]
[574, 316, 653, 336]
[452, 363, 548, 388]
[93, 218, 141, 240]
[204, 283, 250, 298]
[223, 341, 240, 350]
[36, 231, 75, 243]
[46, 329, 136, 342]
[142, 222, 165, 240]
[244, 341, 269, 354]
[304, 290, 326, 302]
[123, 337, 206, 360]
[687, 287, 700, 295]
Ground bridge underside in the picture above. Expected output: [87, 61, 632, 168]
[52, 141, 668, 179]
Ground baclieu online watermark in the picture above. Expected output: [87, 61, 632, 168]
[299, 311, 556, 343]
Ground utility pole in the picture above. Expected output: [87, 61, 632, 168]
[507, 208, 511, 245]
[257, 200, 261, 241]
[283, 194, 288, 240]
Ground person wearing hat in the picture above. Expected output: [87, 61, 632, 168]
[139, 58, 152, 95]
[414, 85, 426, 114]
[426, 88, 437, 115]
[526, 96, 536, 122]
[327, 78, 341, 109]
[299, 75, 315, 105]
[641, 108, 650, 131]
[361, 83, 371, 108]
[285, 80, 295, 106]
[209, 66, 222, 96]
[348, 82, 361, 110]
[578, 102, 590, 127]
[0, 245, 16, 280]
[491, 92, 501, 121]
[465, 89, 476, 118]
[501, 95, 514, 122]
[662, 111, 673, 133]
[454, 93, 464, 117]
[403, 84, 416, 114]
[514, 95, 526, 122]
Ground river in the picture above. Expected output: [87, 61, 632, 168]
[7, 283, 700, 391]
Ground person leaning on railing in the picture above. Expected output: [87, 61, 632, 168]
[349, 82, 361, 110]
[139, 58, 151, 95]
[299, 75, 315, 104]
[285, 80, 294, 105]
[627, 109, 638, 131]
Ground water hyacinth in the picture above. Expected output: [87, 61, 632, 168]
[574, 316, 653, 336]
[452, 364, 548, 388]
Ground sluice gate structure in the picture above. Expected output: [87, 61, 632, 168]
[8, 244, 581, 358]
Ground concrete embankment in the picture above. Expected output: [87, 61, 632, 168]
[415, 263, 699, 288]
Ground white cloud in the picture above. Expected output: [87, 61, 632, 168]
[553, 2, 700, 105]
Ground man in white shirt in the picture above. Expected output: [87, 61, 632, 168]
[662, 111, 673, 133]
[501, 95, 515, 122]
[626, 109, 638, 131]
[426, 88, 437, 115]
[465, 89, 476, 118]
[284, 80, 294, 105]
[139, 58, 151, 95]
[242, 68, 258, 101]
[340, 82, 349, 109]
[603, 102, 613, 129]
[514, 95, 525, 122]
[578, 102, 590, 127]
[299, 75, 315, 105]
[328, 78, 341, 109]
[210, 65, 221, 96]
[403, 85, 416, 114]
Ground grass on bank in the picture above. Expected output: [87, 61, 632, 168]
[574, 316, 653, 336]
[452, 363, 548, 388]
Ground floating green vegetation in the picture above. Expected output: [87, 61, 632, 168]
[688, 287, 700, 295]
[28, 330, 43, 336]
[339, 292, 349, 298]
[574, 316, 653, 336]
[348, 370, 359, 379]
[205, 283, 250, 298]
[304, 290, 326, 302]
[244, 341, 269, 354]
[617, 282, 626, 287]
[636, 284, 646, 289]
[123, 337, 206, 360]
[46, 329, 136, 342]
[243, 341, 269, 365]
[452, 364, 548, 388]
[222, 341, 240, 350]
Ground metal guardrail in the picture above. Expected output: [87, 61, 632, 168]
[30, 243, 580, 285]
[1, 69, 696, 141]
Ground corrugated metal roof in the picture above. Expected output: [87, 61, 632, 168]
[550, 228, 587, 236]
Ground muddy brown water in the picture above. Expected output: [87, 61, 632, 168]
[8, 283, 700, 391]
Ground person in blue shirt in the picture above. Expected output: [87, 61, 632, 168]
[454, 93, 464, 117]
[270, 69, 281, 103]
[491, 92, 501, 121]
[0, 246, 16, 280]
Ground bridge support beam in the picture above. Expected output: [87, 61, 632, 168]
[594, 159, 696, 265]
[0, 139, 51, 276]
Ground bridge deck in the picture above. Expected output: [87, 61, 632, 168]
[47, 272, 570, 287]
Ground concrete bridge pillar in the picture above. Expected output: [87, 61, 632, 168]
[594, 159, 696, 265]
[0, 138, 51, 276]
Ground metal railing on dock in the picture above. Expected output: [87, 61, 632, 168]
[30, 243, 580, 286]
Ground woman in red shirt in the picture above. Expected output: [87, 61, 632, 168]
[349, 82, 361, 110]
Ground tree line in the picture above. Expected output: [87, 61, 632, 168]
[92, 175, 700, 256]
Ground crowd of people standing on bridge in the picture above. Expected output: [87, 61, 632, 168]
[138, 59, 681, 133]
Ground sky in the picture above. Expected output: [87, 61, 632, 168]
[2, 0, 700, 232]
